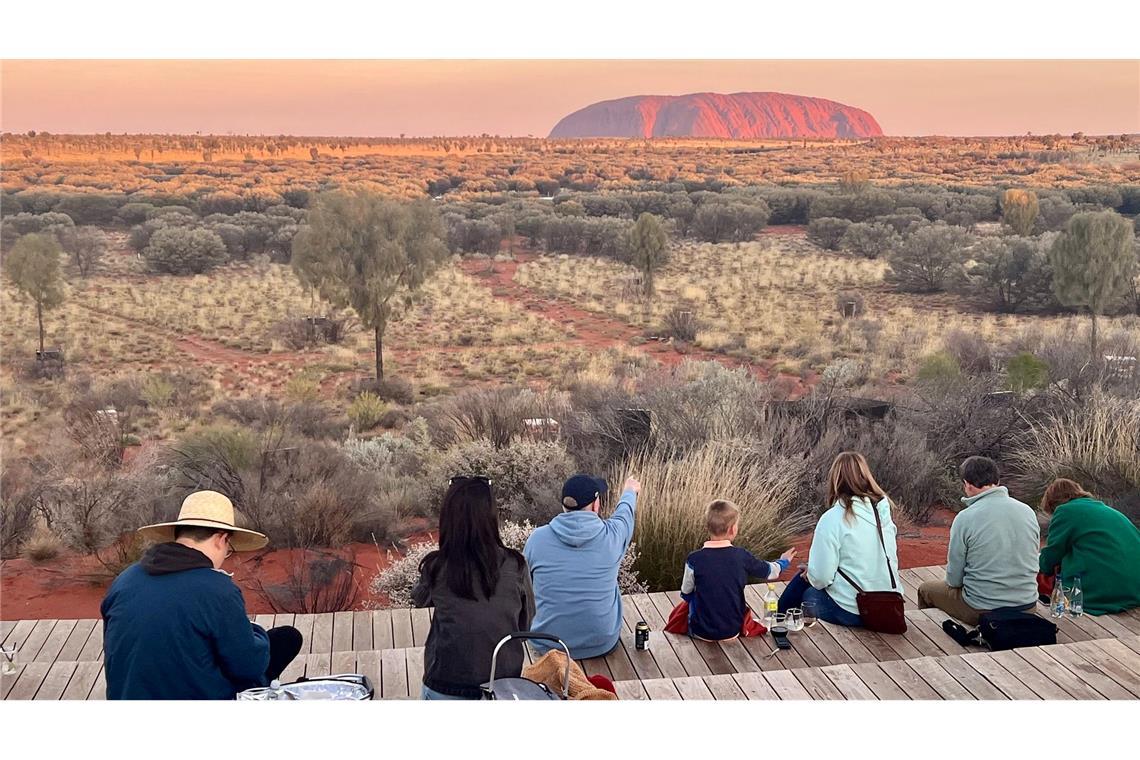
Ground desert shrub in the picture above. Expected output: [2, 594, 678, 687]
[348, 392, 388, 431]
[212, 398, 345, 439]
[886, 222, 973, 293]
[1008, 394, 1140, 521]
[115, 202, 156, 225]
[621, 441, 814, 590]
[661, 307, 700, 342]
[370, 521, 646, 606]
[254, 550, 361, 614]
[942, 329, 993, 374]
[690, 198, 770, 242]
[638, 362, 770, 449]
[807, 217, 852, 250]
[0, 463, 40, 559]
[809, 190, 896, 223]
[1007, 352, 1050, 393]
[284, 374, 320, 403]
[62, 378, 147, 468]
[55, 225, 108, 276]
[55, 193, 126, 225]
[22, 525, 64, 564]
[423, 438, 575, 524]
[341, 424, 428, 476]
[917, 351, 961, 383]
[143, 226, 228, 274]
[426, 387, 553, 449]
[1036, 195, 1077, 232]
[357, 376, 415, 405]
[874, 208, 927, 234]
[840, 222, 900, 259]
[965, 235, 1056, 313]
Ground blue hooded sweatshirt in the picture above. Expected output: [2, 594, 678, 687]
[102, 543, 270, 700]
[523, 489, 637, 659]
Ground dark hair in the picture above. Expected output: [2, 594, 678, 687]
[419, 477, 523, 601]
[174, 525, 230, 542]
[1040, 478, 1092, 514]
[960, 456, 1001, 488]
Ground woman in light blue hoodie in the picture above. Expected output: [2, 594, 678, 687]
[778, 452, 901, 627]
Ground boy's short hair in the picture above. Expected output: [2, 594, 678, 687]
[960, 456, 1000, 488]
[706, 499, 741, 536]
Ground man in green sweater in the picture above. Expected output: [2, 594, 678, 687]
[1039, 478, 1140, 615]
[919, 456, 1040, 625]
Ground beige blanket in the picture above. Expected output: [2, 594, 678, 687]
[522, 650, 619, 701]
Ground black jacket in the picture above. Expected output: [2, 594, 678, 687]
[412, 548, 534, 698]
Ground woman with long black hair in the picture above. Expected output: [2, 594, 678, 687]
[412, 476, 534, 700]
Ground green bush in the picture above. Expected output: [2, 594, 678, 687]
[807, 217, 852, 250]
[1007, 352, 1050, 393]
[143, 226, 228, 274]
[917, 351, 961, 383]
[347, 392, 387, 431]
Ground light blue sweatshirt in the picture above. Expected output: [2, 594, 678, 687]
[523, 489, 636, 659]
[946, 486, 1039, 611]
[807, 496, 901, 616]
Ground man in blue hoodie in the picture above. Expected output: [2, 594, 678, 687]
[524, 474, 640, 659]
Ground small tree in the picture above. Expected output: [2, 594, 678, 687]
[292, 191, 448, 379]
[886, 222, 973, 293]
[1001, 189, 1039, 236]
[1048, 210, 1134, 359]
[967, 235, 1054, 313]
[807, 217, 852, 250]
[628, 212, 669, 299]
[143, 227, 228, 274]
[3, 233, 66, 355]
[840, 222, 900, 259]
[57, 225, 108, 277]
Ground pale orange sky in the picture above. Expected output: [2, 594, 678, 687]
[2, 60, 1137, 137]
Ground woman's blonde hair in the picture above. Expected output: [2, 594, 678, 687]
[827, 451, 890, 522]
[1039, 478, 1092, 515]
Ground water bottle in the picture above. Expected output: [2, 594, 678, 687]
[266, 679, 283, 700]
[1067, 575, 1083, 618]
[765, 583, 779, 626]
[1049, 573, 1066, 619]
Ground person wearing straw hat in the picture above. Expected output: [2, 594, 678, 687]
[101, 490, 303, 700]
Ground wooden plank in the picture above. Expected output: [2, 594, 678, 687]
[7, 661, 51, 700]
[331, 611, 354, 652]
[33, 619, 78, 664]
[1074, 642, 1140, 696]
[19, 619, 59, 662]
[797, 617, 855, 665]
[662, 589, 737, 675]
[2, 619, 36, 651]
[639, 594, 711, 677]
[642, 678, 682, 700]
[913, 566, 945, 581]
[34, 661, 78, 700]
[905, 657, 975, 700]
[704, 673, 747, 700]
[381, 648, 408, 699]
[1118, 635, 1140, 658]
[717, 637, 762, 673]
[410, 607, 432, 647]
[904, 611, 966, 656]
[309, 613, 333, 654]
[733, 672, 780, 700]
[579, 655, 613, 680]
[254, 614, 275, 629]
[627, 597, 688, 678]
[390, 607, 414, 649]
[742, 585, 828, 668]
[897, 569, 924, 606]
[872, 631, 924, 661]
[851, 662, 911, 700]
[1090, 639, 1140, 679]
[1109, 610, 1140, 635]
[81, 621, 104, 662]
[897, 621, 950, 658]
[307, 652, 332, 678]
[614, 680, 649, 700]
[89, 668, 107, 700]
[793, 666, 845, 699]
[272, 614, 295, 629]
[352, 611, 373, 652]
[61, 661, 102, 700]
[371, 610, 394, 651]
[406, 647, 425, 696]
[763, 669, 812, 700]
[1038, 644, 1133, 700]
[960, 653, 1040, 699]
[2, 664, 26, 700]
[819, 621, 877, 664]
[331, 651, 356, 674]
[819, 664, 877, 700]
[1013, 647, 1104, 700]
[278, 654, 306, 683]
[291, 613, 316, 655]
[356, 651, 383, 698]
[988, 649, 1073, 699]
[616, 629, 663, 681]
[1064, 611, 1116, 641]
[846, 625, 909, 663]
[877, 660, 942, 700]
[57, 619, 98, 662]
[673, 675, 715, 700]
[937, 655, 1010, 700]
[1079, 612, 1134, 639]
[0, 621, 15, 643]
[601, 640, 639, 682]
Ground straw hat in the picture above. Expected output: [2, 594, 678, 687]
[138, 491, 268, 551]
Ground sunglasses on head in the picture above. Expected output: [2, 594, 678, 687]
[450, 475, 493, 487]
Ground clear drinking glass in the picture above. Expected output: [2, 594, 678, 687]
[801, 601, 818, 628]
[786, 608, 804, 632]
[1, 643, 17, 676]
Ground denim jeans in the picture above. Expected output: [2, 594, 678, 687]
[421, 684, 479, 701]
[778, 572, 863, 627]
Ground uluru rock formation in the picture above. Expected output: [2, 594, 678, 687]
[549, 91, 883, 139]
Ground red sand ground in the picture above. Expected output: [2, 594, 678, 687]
[0, 514, 954, 621]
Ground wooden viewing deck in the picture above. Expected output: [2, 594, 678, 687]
[3, 566, 1139, 701]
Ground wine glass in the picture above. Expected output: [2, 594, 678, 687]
[786, 608, 804, 632]
[801, 600, 818, 629]
[1, 643, 18, 676]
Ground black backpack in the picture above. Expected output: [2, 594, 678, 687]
[942, 607, 1057, 651]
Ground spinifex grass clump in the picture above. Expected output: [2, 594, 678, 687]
[618, 441, 814, 591]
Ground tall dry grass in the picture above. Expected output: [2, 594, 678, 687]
[1009, 393, 1140, 519]
[615, 441, 815, 590]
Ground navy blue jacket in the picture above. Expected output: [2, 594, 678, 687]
[101, 543, 270, 700]
[681, 544, 779, 641]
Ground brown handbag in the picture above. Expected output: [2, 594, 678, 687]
[836, 501, 907, 634]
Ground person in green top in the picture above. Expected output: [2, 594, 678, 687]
[1039, 478, 1140, 616]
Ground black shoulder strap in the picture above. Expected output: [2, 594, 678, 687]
[836, 498, 898, 593]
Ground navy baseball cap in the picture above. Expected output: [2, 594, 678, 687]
[561, 474, 608, 510]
